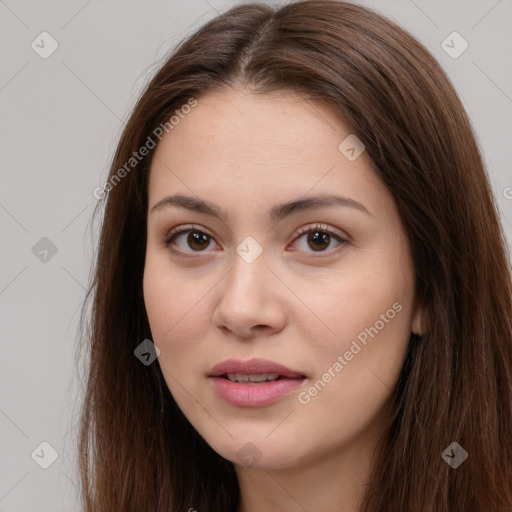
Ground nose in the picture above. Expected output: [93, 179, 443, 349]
[212, 250, 287, 339]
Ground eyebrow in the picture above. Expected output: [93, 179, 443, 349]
[149, 193, 372, 222]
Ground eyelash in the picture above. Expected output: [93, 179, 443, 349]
[162, 223, 348, 257]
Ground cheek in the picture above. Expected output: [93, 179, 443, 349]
[143, 265, 210, 409]
[298, 266, 410, 355]
[142, 256, 208, 361]
[293, 251, 414, 414]
[295, 293, 411, 444]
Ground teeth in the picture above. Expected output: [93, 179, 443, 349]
[226, 373, 280, 383]
[248, 373, 279, 382]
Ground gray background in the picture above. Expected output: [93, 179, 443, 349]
[1, 0, 511, 510]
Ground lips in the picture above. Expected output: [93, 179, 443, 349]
[209, 358, 306, 379]
[208, 358, 306, 407]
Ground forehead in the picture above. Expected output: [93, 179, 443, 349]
[151, 90, 376, 183]
[148, 90, 396, 229]
[159, 89, 343, 160]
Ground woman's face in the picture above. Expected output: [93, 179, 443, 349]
[143, 88, 423, 470]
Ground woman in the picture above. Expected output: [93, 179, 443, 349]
[77, 1, 512, 510]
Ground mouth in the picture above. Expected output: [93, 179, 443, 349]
[208, 358, 307, 407]
[222, 373, 294, 383]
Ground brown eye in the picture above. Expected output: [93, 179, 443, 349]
[185, 231, 211, 251]
[164, 226, 215, 253]
[306, 231, 331, 251]
[293, 224, 347, 255]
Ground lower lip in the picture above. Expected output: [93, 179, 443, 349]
[209, 376, 305, 407]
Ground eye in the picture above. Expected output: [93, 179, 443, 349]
[291, 223, 347, 256]
[163, 224, 216, 254]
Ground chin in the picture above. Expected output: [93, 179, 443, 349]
[203, 431, 311, 470]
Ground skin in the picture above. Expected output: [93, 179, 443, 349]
[143, 87, 424, 512]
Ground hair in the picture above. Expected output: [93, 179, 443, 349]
[76, 0, 512, 510]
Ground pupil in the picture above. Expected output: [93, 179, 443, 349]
[309, 231, 329, 251]
[188, 232, 209, 250]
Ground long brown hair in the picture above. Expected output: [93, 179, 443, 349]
[76, 1, 512, 510]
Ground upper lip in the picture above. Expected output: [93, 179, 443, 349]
[209, 358, 305, 379]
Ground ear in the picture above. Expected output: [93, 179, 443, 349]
[411, 299, 427, 336]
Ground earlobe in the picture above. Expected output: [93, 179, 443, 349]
[411, 301, 426, 336]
